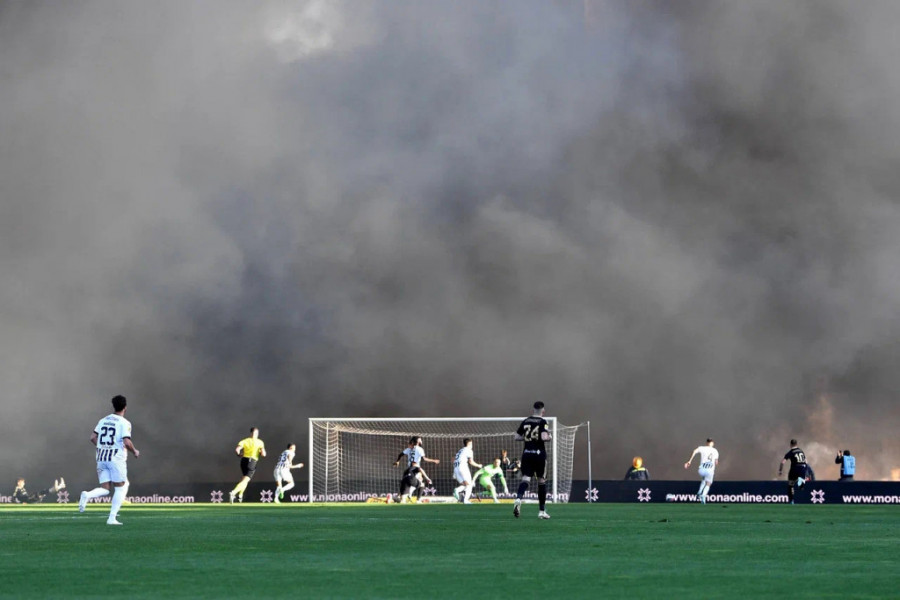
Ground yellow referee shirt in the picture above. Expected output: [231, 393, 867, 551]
[237, 437, 265, 460]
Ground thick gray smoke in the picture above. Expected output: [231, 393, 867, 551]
[2, 1, 899, 486]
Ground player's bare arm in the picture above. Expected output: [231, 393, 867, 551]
[393, 452, 405, 466]
[90, 432, 98, 446]
[684, 449, 699, 469]
[424, 456, 440, 464]
[291, 462, 304, 470]
[235, 444, 243, 456]
[541, 431, 552, 441]
[419, 467, 433, 485]
[124, 437, 140, 458]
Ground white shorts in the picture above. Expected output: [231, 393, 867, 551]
[454, 465, 472, 484]
[97, 460, 128, 484]
[698, 467, 715, 484]
[274, 467, 293, 483]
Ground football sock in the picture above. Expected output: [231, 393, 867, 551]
[85, 487, 111, 500]
[109, 486, 126, 520]
[788, 484, 795, 501]
[538, 483, 547, 510]
[463, 486, 472, 502]
[516, 481, 529, 499]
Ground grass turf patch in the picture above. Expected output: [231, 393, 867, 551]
[1, 503, 897, 599]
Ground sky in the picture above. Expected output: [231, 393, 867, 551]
[1, 0, 899, 487]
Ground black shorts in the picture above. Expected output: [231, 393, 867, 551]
[241, 457, 258, 478]
[788, 464, 809, 482]
[520, 451, 547, 479]
[401, 476, 421, 490]
[401, 478, 422, 496]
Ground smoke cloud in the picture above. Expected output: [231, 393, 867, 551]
[2, 0, 899, 486]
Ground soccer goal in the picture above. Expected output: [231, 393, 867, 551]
[308, 418, 584, 503]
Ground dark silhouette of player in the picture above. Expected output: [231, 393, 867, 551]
[513, 401, 552, 520]
[778, 439, 810, 504]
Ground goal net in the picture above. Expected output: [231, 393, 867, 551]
[308, 418, 582, 503]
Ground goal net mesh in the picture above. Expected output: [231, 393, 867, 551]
[309, 418, 581, 503]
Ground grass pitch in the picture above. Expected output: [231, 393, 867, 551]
[2, 502, 897, 599]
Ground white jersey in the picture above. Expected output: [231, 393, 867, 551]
[276, 449, 295, 471]
[94, 413, 132, 463]
[403, 446, 426, 468]
[454, 446, 473, 469]
[694, 446, 719, 471]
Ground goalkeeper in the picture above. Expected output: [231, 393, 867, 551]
[472, 458, 509, 503]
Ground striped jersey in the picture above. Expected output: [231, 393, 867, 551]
[454, 446, 473, 468]
[94, 413, 132, 463]
[276, 448, 295, 470]
[402, 446, 426, 468]
[694, 446, 719, 470]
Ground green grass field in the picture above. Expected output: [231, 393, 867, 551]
[2, 502, 898, 599]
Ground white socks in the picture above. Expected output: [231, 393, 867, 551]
[109, 486, 126, 521]
[85, 487, 110, 500]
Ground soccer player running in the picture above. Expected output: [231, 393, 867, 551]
[78, 395, 140, 525]
[778, 439, 810, 504]
[273, 443, 304, 504]
[513, 401, 552, 519]
[399, 461, 433, 503]
[230, 427, 266, 503]
[472, 458, 509, 503]
[684, 438, 718, 504]
[452, 438, 482, 504]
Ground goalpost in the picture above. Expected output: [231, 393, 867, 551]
[308, 417, 584, 503]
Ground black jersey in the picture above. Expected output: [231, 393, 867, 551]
[517, 416, 550, 454]
[784, 448, 808, 467]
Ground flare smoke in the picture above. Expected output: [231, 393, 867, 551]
[1, 1, 899, 484]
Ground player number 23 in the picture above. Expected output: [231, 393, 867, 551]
[521, 425, 541, 441]
[98, 425, 117, 446]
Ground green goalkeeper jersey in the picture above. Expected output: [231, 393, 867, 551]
[474, 464, 506, 488]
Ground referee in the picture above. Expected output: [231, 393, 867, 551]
[229, 427, 266, 503]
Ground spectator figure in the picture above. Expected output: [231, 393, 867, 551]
[624, 457, 650, 481]
[835, 449, 855, 481]
[14, 477, 65, 503]
[499, 449, 519, 474]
